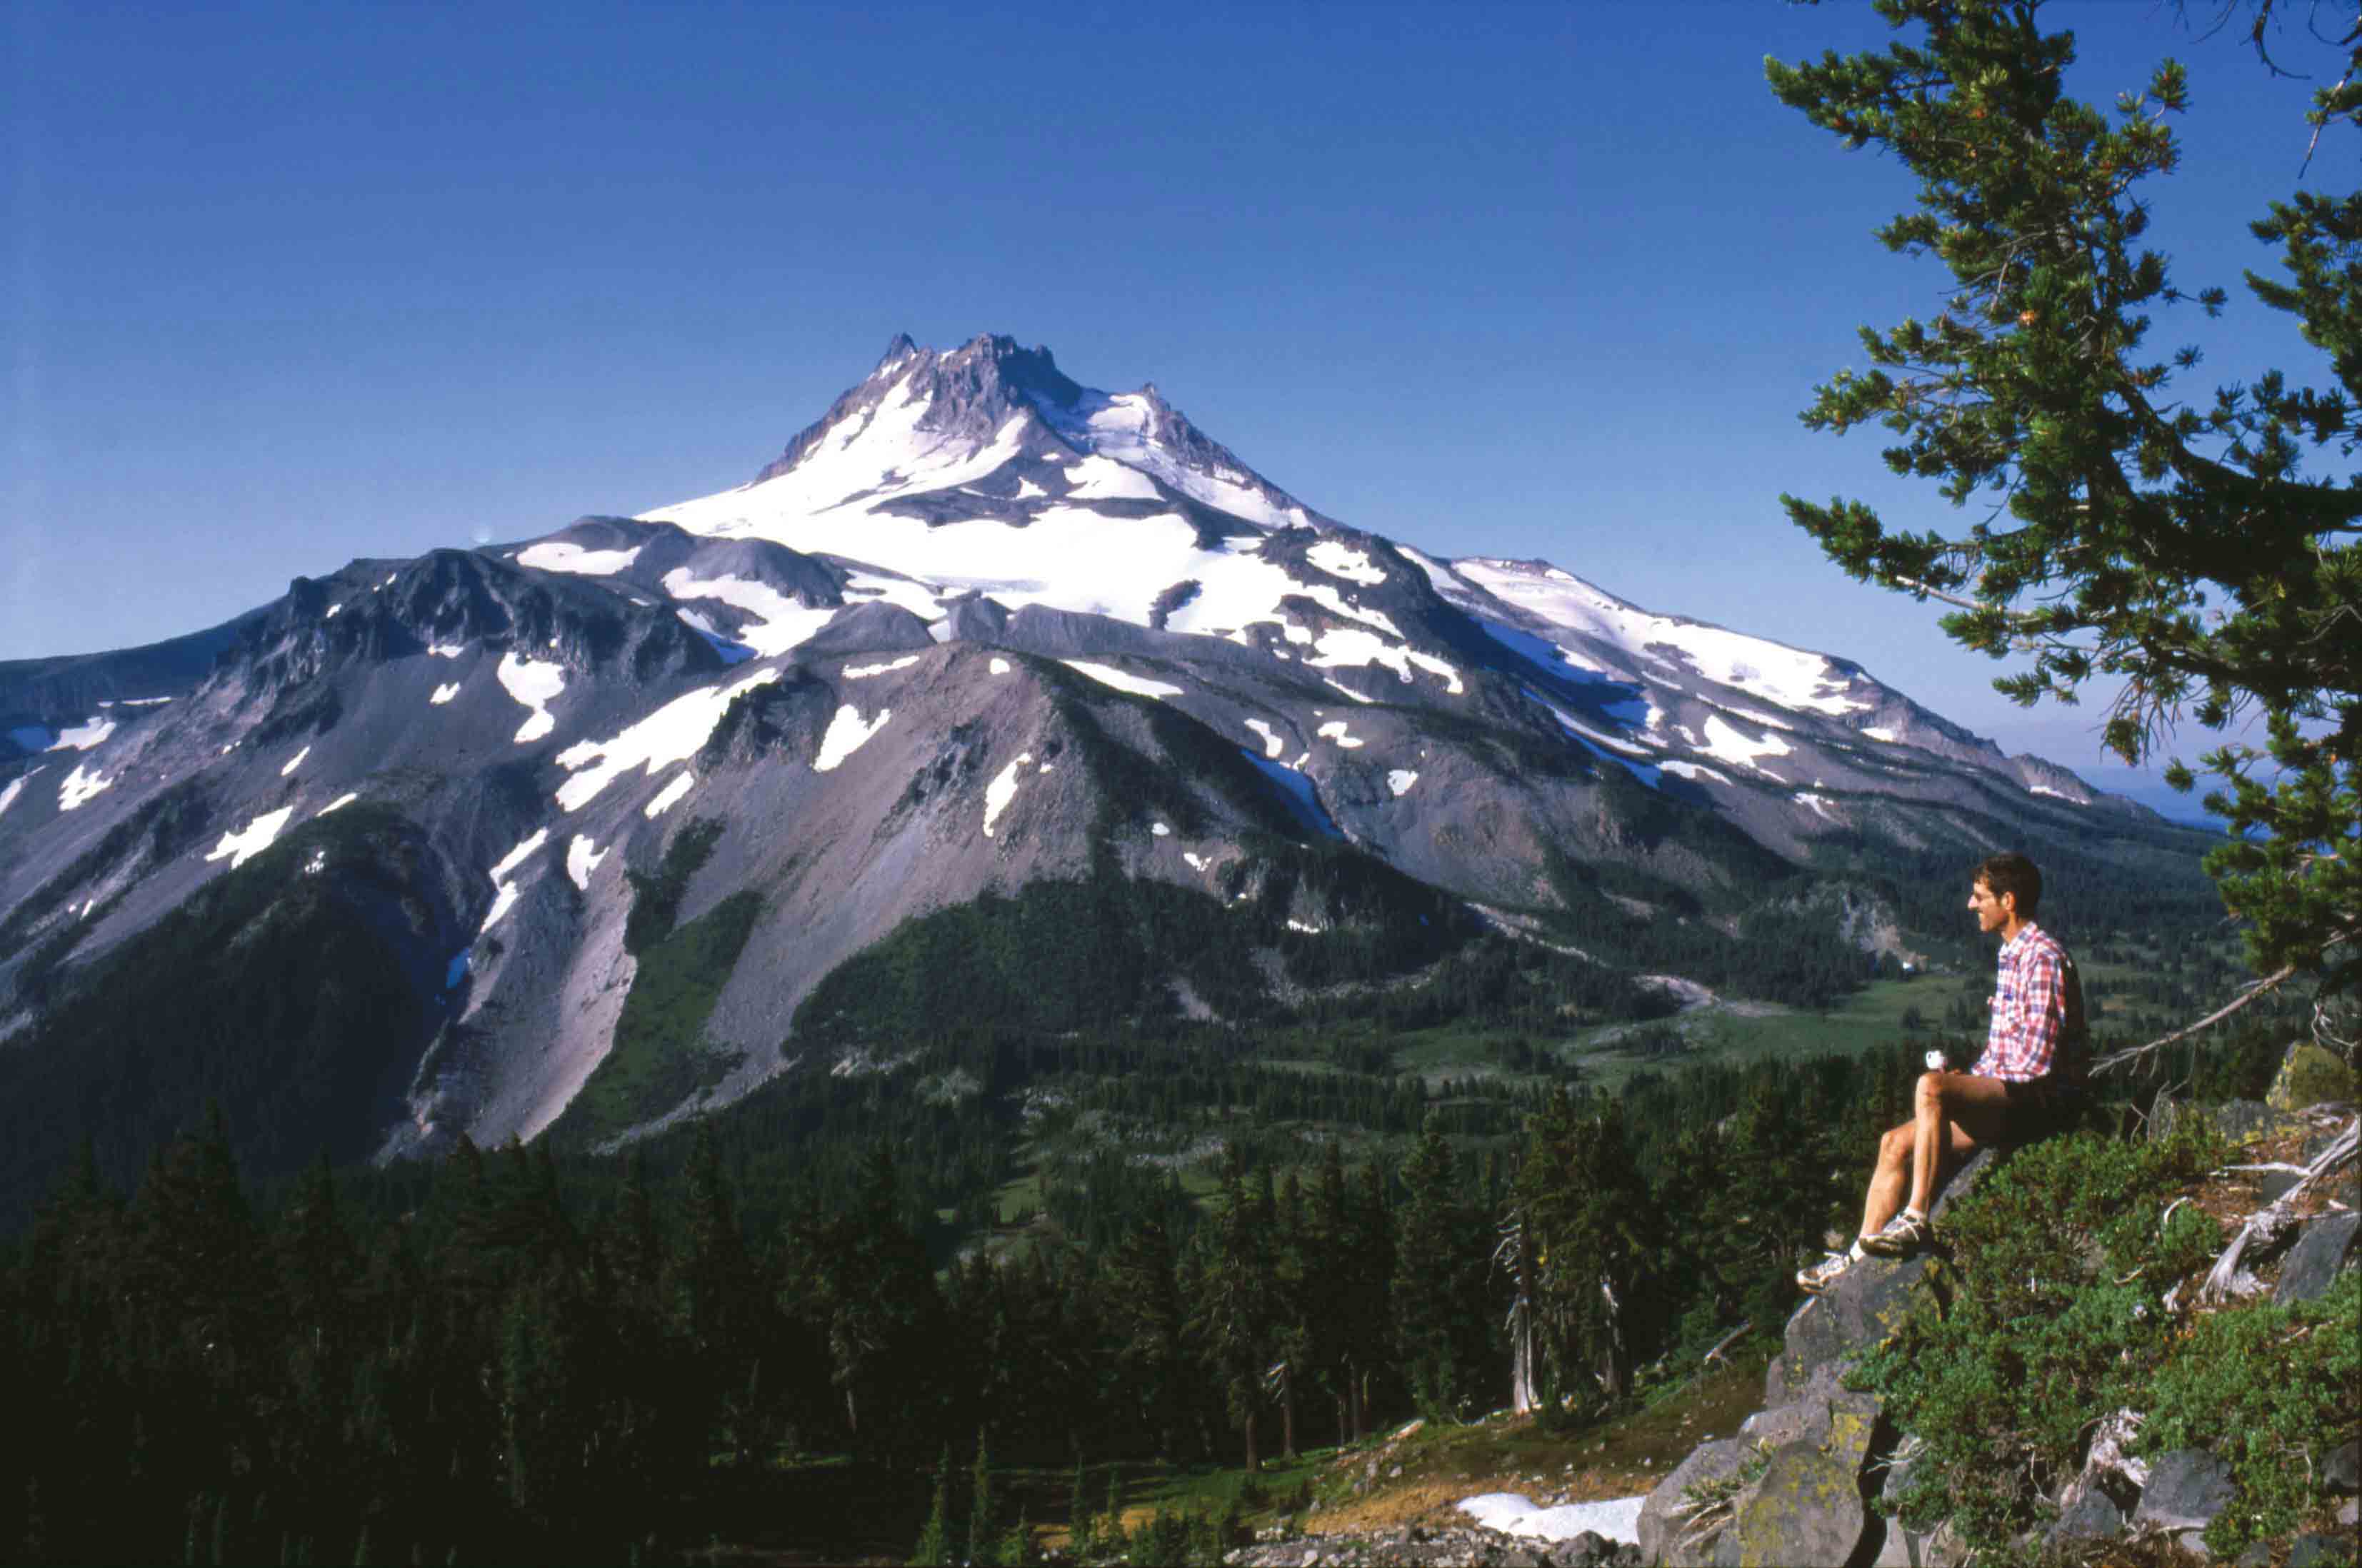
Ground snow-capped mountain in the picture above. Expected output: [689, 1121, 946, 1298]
[0, 333, 2183, 1178]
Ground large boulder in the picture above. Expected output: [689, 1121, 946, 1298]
[2131, 1449, 2237, 1559]
[1765, 1148, 2007, 1407]
[1739, 1362, 1883, 1478]
[1722, 1443, 1866, 1568]
[2274, 1211, 2361, 1305]
[2268, 1042, 2358, 1112]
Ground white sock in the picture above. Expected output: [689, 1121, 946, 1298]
[1848, 1239, 1868, 1263]
[1903, 1206, 1928, 1224]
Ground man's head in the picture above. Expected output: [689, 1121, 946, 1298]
[1968, 851, 2042, 933]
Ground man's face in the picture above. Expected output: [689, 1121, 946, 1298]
[1967, 879, 2012, 934]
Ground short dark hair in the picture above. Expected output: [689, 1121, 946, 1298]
[1973, 852, 2043, 919]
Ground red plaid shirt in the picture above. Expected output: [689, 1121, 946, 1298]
[1973, 923, 2066, 1082]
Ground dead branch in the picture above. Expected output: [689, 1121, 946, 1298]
[2091, 963, 2303, 1075]
[1701, 1322, 1753, 1367]
[2198, 1113, 2361, 1305]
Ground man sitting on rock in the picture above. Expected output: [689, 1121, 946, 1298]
[1798, 852, 2068, 1293]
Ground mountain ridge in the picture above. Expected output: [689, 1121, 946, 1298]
[0, 333, 2213, 1182]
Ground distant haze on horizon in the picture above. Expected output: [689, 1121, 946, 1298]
[7, 2, 2323, 818]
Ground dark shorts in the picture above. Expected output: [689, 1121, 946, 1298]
[2001, 1076, 2058, 1135]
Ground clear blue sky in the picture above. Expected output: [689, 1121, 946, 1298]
[5, 1, 2333, 813]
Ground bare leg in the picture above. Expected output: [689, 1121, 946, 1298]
[1907, 1071, 2017, 1214]
[1860, 1121, 1915, 1240]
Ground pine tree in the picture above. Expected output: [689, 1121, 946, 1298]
[909, 1444, 955, 1567]
[1066, 1458, 1095, 1558]
[966, 1428, 1000, 1567]
[1391, 1126, 1488, 1421]
[1768, 0, 2358, 997]
[1190, 1146, 1278, 1470]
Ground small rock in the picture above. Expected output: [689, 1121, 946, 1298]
[2049, 1485, 2127, 1544]
[2275, 1212, 2361, 1305]
[2234, 1542, 2275, 1568]
[2290, 1531, 2357, 1568]
[2133, 1448, 2238, 1549]
[2321, 1437, 2359, 1496]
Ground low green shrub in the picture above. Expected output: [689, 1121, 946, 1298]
[1852, 1126, 2228, 1549]
[2143, 1268, 2361, 1557]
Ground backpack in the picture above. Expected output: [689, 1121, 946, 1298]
[2052, 952, 2091, 1091]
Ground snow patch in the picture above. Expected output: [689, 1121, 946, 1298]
[0, 770, 33, 816]
[814, 704, 891, 772]
[1696, 713, 1793, 776]
[49, 716, 116, 751]
[989, 657, 1012, 675]
[841, 571, 945, 621]
[566, 834, 607, 890]
[1183, 852, 1208, 870]
[429, 643, 467, 658]
[1062, 456, 1163, 501]
[480, 828, 550, 933]
[2027, 783, 2089, 804]
[983, 752, 1033, 838]
[1322, 677, 1375, 704]
[555, 665, 783, 813]
[1286, 918, 1324, 935]
[842, 655, 921, 678]
[1316, 720, 1366, 750]
[1661, 760, 1733, 785]
[203, 806, 296, 870]
[1388, 769, 1418, 796]
[58, 763, 113, 811]
[1794, 791, 1839, 820]
[280, 745, 310, 777]
[1458, 1493, 1646, 1547]
[1309, 627, 1462, 693]
[1152, 822, 1171, 837]
[431, 682, 461, 705]
[662, 568, 839, 656]
[1061, 660, 1184, 700]
[1306, 540, 1386, 586]
[644, 771, 695, 818]
[516, 541, 644, 575]
[497, 653, 568, 743]
[1455, 558, 1871, 716]
[1245, 718, 1285, 758]
[1863, 725, 1903, 743]
[318, 793, 359, 815]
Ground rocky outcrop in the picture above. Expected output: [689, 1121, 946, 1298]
[1638, 1147, 2010, 1567]
[1639, 1051, 2361, 1566]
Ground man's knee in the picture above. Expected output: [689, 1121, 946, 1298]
[1915, 1071, 1948, 1108]
[1878, 1123, 1913, 1163]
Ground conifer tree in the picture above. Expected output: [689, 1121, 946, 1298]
[1191, 1146, 1278, 1470]
[1391, 1126, 1488, 1420]
[1768, 0, 2358, 998]
[909, 1444, 956, 1567]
